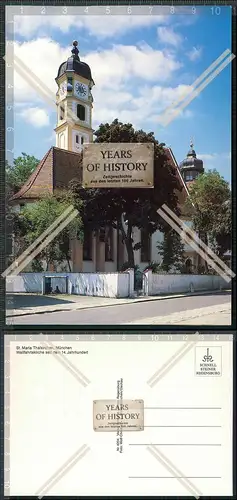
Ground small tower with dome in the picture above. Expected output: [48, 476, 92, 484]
[179, 140, 204, 184]
[54, 41, 95, 152]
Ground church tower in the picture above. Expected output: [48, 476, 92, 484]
[55, 41, 94, 152]
[179, 140, 204, 184]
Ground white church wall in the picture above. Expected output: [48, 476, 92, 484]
[6, 271, 131, 298]
[68, 273, 120, 297]
[6, 274, 43, 293]
[151, 273, 228, 295]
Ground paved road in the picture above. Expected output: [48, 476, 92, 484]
[10, 292, 231, 325]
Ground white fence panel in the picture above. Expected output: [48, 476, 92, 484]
[151, 274, 229, 295]
[6, 272, 131, 298]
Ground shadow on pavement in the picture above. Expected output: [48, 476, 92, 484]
[6, 293, 74, 310]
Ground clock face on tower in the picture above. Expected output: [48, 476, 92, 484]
[75, 82, 87, 98]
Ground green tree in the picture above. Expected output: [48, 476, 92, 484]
[186, 170, 231, 262]
[157, 228, 185, 273]
[210, 198, 231, 257]
[70, 119, 182, 268]
[13, 190, 83, 271]
[6, 153, 39, 194]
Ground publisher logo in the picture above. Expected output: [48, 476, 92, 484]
[195, 346, 222, 376]
[202, 348, 214, 363]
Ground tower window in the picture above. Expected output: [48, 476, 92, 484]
[185, 171, 194, 181]
[60, 105, 65, 120]
[75, 135, 84, 146]
[77, 104, 85, 121]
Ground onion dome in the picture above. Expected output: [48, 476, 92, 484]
[179, 140, 204, 182]
[56, 41, 95, 85]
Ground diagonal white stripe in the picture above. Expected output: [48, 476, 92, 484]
[36, 445, 90, 498]
[41, 341, 90, 386]
[158, 208, 234, 282]
[160, 53, 235, 126]
[4, 52, 80, 127]
[147, 341, 198, 387]
[162, 204, 234, 278]
[159, 49, 231, 120]
[3, 206, 75, 278]
[5, 210, 78, 277]
[147, 445, 201, 498]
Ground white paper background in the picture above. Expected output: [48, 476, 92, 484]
[8, 338, 233, 496]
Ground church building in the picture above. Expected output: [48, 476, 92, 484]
[11, 41, 204, 273]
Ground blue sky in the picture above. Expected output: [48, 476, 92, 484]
[8, 5, 232, 182]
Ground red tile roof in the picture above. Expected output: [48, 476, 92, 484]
[164, 147, 190, 203]
[11, 147, 82, 202]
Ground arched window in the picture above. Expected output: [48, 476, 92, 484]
[77, 104, 85, 121]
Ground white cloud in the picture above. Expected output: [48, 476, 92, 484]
[93, 83, 193, 130]
[18, 107, 50, 127]
[12, 38, 69, 103]
[198, 153, 218, 161]
[157, 27, 183, 46]
[199, 152, 231, 161]
[14, 13, 169, 39]
[198, 152, 231, 172]
[87, 43, 182, 89]
[10, 37, 193, 134]
[186, 46, 202, 61]
[12, 38, 182, 102]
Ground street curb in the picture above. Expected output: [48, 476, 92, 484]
[7, 288, 231, 318]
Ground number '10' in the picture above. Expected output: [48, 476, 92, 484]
[211, 7, 221, 15]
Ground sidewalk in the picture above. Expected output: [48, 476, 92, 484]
[125, 303, 231, 325]
[6, 289, 231, 317]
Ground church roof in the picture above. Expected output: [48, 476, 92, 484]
[56, 41, 94, 84]
[11, 147, 82, 202]
[11, 145, 190, 211]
